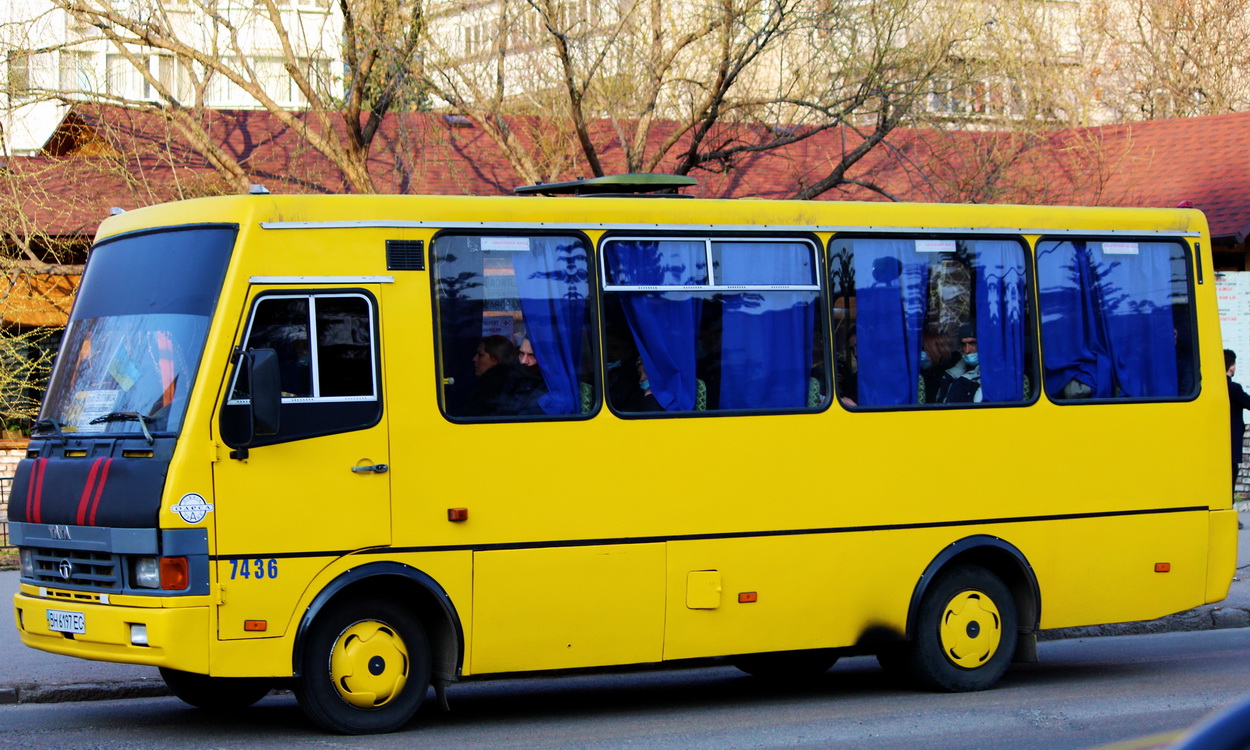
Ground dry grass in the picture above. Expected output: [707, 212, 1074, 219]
[0, 547, 15, 571]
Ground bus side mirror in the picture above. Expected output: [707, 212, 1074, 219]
[247, 348, 281, 438]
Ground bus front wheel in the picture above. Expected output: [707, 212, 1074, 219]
[293, 599, 432, 734]
[893, 564, 1017, 692]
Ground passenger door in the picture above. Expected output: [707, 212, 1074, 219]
[211, 284, 390, 641]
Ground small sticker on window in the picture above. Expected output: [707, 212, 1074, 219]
[916, 240, 956, 253]
[1103, 242, 1140, 255]
[479, 237, 531, 253]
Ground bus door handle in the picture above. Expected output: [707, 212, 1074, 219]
[352, 464, 389, 474]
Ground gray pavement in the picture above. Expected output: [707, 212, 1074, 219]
[1, 517, 1248, 706]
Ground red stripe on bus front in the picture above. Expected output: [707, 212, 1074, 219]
[87, 459, 113, 527]
[76, 459, 104, 526]
[31, 458, 48, 524]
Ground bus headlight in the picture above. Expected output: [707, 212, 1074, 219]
[19, 548, 33, 578]
[131, 557, 160, 589]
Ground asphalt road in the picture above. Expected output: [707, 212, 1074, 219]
[0, 628, 1248, 749]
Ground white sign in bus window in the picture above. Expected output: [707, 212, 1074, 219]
[479, 237, 531, 253]
[915, 240, 956, 253]
[1103, 242, 1140, 255]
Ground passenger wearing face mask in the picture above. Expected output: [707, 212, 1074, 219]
[918, 329, 958, 404]
[635, 359, 665, 411]
[934, 323, 983, 404]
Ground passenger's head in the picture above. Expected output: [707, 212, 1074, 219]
[474, 335, 515, 376]
[519, 338, 538, 369]
[958, 323, 978, 365]
[922, 330, 956, 371]
[1227, 348, 1237, 376]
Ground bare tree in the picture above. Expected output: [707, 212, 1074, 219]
[1088, 0, 1250, 120]
[43, 0, 424, 193]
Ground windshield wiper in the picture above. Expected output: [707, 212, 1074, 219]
[32, 418, 66, 443]
[89, 412, 154, 445]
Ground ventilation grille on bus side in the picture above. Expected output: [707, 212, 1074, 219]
[386, 240, 425, 271]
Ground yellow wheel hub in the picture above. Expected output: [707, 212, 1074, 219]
[329, 620, 410, 708]
[939, 590, 1002, 669]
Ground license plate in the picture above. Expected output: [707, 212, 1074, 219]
[47, 609, 85, 634]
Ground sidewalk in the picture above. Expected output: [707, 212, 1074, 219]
[1, 520, 1247, 705]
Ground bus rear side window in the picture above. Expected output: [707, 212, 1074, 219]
[1037, 239, 1195, 400]
[829, 236, 1035, 408]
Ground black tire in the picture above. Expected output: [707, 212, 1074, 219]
[293, 598, 431, 735]
[898, 564, 1018, 692]
[159, 668, 273, 710]
[732, 649, 839, 680]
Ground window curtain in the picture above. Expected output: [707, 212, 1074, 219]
[717, 243, 815, 409]
[854, 239, 928, 406]
[511, 238, 589, 414]
[605, 240, 704, 411]
[974, 241, 1027, 401]
[1039, 241, 1177, 398]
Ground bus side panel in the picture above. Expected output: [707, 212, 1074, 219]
[470, 544, 665, 673]
[1033, 511, 1209, 629]
[662, 534, 915, 660]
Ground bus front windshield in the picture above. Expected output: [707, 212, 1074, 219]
[38, 225, 235, 439]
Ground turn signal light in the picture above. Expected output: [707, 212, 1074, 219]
[244, 620, 268, 632]
[160, 557, 189, 590]
[1155, 562, 1171, 573]
[738, 592, 759, 603]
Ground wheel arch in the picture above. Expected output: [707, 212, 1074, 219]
[906, 535, 1041, 643]
[292, 561, 464, 686]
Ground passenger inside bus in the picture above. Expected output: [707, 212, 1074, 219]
[934, 324, 983, 404]
[466, 335, 517, 417]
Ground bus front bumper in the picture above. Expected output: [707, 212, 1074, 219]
[13, 591, 208, 673]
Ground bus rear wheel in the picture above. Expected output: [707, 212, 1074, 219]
[158, 668, 272, 710]
[892, 564, 1017, 692]
[293, 599, 431, 734]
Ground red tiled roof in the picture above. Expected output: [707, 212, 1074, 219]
[9, 105, 1250, 241]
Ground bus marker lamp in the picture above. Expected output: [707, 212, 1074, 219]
[448, 508, 469, 522]
[244, 620, 268, 632]
[160, 558, 189, 590]
[1155, 563, 1172, 573]
[738, 592, 758, 603]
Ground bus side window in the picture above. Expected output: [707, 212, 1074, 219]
[602, 238, 826, 415]
[432, 234, 596, 420]
[1037, 239, 1195, 401]
[829, 237, 1035, 408]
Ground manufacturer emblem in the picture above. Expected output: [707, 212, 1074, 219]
[48, 525, 71, 541]
[171, 493, 214, 524]
[58, 559, 73, 582]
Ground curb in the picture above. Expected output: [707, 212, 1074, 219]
[1040, 604, 1250, 641]
[1, 679, 170, 705]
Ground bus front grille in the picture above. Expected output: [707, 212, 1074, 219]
[28, 547, 119, 590]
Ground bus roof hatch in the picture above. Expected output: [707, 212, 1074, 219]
[513, 173, 697, 197]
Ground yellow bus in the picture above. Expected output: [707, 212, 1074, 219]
[9, 176, 1236, 734]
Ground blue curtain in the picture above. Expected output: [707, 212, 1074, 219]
[717, 243, 815, 409]
[854, 239, 928, 406]
[975, 241, 1027, 401]
[511, 238, 589, 414]
[605, 240, 705, 411]
[1039, 241, 1177, 398]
